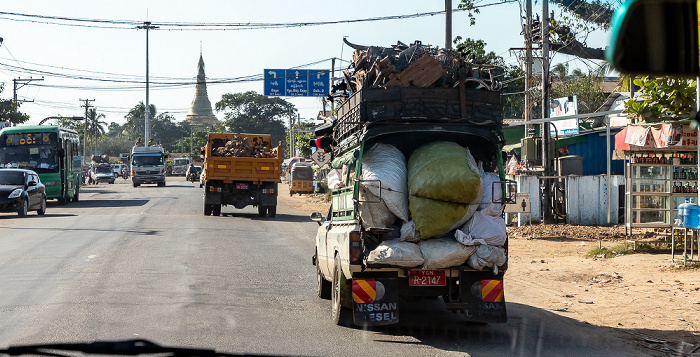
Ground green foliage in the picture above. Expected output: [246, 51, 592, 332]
[0, 84, 30, 125]
[550, 0, 619, 30]
[453, 37, 504, 65]
[586, 243, 634, 258]
[295, 122, 317, 158]
[551, 68, 608, 114]
[215, 91, 293, 154]
[625, 76, 697, 123]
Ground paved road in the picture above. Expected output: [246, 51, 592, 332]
[0, 179, 646, 356]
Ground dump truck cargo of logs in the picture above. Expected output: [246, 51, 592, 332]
[201, 133, 282, 217]
[312, 39, 511, 327]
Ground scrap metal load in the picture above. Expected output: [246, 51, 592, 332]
[211, 135, 279, 159]
[329, 39, 503, 100]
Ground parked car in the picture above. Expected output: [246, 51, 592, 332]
[0, 169, 47, 217]
[91, 164, 115, 184]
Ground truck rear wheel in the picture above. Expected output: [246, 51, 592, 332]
[267, 206, 276, 218]
[332, 257, 351, 325]
[212, 204, 221, 216]
[316, 254, 331, 299]
[258, 205, 267, 217]
[204, 204, 212, 216]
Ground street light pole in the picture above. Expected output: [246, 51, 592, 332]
[137, 21, 158, 145]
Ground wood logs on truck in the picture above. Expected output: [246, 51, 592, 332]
[211, 135, 279, 158]
[329, 39, 503, 102]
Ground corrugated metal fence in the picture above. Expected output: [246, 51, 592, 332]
[506, 174, 623, 226]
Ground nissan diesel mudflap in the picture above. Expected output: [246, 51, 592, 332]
[351, 272, 399, 326]
[443, 270, 507, 324]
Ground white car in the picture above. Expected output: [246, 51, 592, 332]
[112, 164, 127, 178]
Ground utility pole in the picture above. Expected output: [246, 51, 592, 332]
[541, 0, 553, 223]
[445, 0, 452, 50]
[524, 0, 533, 135]
[12, 77, 43, 126]
[288, 107, 294, 158]
[80, 98, 95, 164]
[137, 21, 158, 145]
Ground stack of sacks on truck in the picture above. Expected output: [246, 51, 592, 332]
[364, 142, 507, 272]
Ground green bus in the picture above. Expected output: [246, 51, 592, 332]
[0, 125, 82, 204]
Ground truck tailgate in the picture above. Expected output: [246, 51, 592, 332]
[205, 156, 281, 183]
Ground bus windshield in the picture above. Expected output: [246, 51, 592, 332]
[133, 154, 163, 166]
[0, 146, 58, 173]
[173, 158, 190, 166]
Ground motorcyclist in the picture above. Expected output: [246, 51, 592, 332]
[121, 165, 128, 179]
[187, 164, 197, 181]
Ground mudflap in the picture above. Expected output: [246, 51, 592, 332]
[445, 270, 507, 324]
[352, 272, 399, 327]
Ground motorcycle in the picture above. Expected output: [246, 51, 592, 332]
[187, 171, 197, 182]
[121, 168, 129, 180]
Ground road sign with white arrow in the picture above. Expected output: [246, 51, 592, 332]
[263, 69, 329, 97]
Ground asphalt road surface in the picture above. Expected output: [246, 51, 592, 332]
[0, 179, 648, 356]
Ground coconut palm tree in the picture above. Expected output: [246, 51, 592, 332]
[86, 108, 107, 156]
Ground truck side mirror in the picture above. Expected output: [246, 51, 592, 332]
[607, 0, 699, 76]
[310, 212, 324, 226]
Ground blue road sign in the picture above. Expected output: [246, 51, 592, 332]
[263, 69, 329, 97]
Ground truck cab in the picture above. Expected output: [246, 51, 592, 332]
[130, 146, 167, 187]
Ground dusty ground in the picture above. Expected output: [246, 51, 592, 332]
[280, 184, 700, 354]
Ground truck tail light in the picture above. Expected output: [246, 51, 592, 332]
[209, 186, 222, 193]
[349, 231, 362, 265]
[262, 189, 275, 194]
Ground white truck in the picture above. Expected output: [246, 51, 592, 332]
[171, 157, 192, 176]
[130, 146, 167, 187]
[312, 84, 513, 327]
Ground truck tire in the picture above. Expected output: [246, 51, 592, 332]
[133, 183, 140, 188]
[204, 204, 212, 216]
[72, 189, 79, 202]
[316, 253, 331, 299]
[212, 204, 221, 216]
[258, 205, 267, 217]
[267, 206, 276, 218]
[158, 181, 165, 187]
[332, 257, 351, 325]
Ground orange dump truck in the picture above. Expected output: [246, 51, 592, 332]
[201, 133, 282, 217]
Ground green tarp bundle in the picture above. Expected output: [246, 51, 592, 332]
[407, 141, 482, 240]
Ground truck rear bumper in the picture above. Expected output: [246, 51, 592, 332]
[351, 268, 507, 324]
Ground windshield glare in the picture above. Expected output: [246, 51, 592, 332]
[0, 146, 58, 173]
[0, 172, 25, 186]
[133, 155, 163, 166]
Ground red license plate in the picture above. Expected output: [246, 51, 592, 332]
[236, 183, 249, 189]
[409, 270, 446, 286]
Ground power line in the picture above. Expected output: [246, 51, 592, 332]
[0, 3, 515, 31]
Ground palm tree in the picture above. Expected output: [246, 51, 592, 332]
[86, 108, 107, 156]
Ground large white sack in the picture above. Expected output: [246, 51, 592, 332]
[479, 172, 504, 212]
[327, 169, 344, 189]
[467, 245, 507, 273]
[418, 236, 477, 270]
[362, 143, 410, 222]
[455, 210, 507, 247]
[367, 239, 424, 267]
[400, 220, 417, 241]
[358, 188, 397, 228]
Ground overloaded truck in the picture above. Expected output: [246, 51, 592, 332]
[311, 41, 514, 327]
[201, 133, 282, 217]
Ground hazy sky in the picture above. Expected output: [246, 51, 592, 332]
[0, 1, 610, 127]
